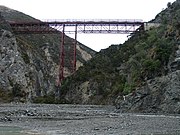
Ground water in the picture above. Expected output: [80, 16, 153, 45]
[0, 126, 23, 135]
[0, 126, 40, 135]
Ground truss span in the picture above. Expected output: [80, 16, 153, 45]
[9, 19, 144, 34]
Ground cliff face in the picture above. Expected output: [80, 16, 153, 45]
[60, 0, 180, 113]
[0, 6, 96, 102]
[115, 0, 180, 113]
[0, 30, 22, 101]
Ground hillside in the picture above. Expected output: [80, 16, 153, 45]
[0, 6, 96, 102]
[60, 0, 180, 113]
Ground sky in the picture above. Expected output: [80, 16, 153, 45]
[0, 0, 176, 51]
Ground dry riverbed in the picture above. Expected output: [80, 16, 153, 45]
[0, 103, 179, 135]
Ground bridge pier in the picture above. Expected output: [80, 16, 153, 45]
[58, 24, 65, 87]
[73, 24, 77, 73]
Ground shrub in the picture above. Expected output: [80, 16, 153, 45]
[123, 83, 134, 95]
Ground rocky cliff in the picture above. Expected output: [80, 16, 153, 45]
[0, 6, 96, 102]
[60, 0, 180, 113]
[115, 0, 180, 113]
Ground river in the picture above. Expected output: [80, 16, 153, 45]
[0, 103, 179, 135]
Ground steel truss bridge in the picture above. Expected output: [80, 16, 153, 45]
[8, 19, 144, 86]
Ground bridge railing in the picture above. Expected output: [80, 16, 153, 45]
[41, 19, 143, 23]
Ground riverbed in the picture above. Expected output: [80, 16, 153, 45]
[0, 103, 179, 135]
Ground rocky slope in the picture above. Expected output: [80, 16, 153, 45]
[115, 0, 180, 113]
[115, 70, 180, 113]
[0, 6, 96, 102]
[60, 0, 180, 113]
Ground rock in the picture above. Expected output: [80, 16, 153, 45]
[94, 127, 100, 130]
[0, 10, 95, 102]
[1, 116, 12, 122]
[115, 70, 180, 114]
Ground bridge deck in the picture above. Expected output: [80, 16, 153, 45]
[8, 19, 144, 34]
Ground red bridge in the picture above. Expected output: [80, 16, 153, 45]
[8, 19, 144, 86]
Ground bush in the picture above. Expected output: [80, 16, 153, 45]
[123, 83, 134, 95]
[143, 59, 161, 72]
[32, 92, 69, 104]
[33, 95, 55, 104]
[0, 89, 13, 102]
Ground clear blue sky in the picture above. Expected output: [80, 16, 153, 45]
[0, 0, 176, 51]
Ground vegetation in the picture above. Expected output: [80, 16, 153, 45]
[59, 0, 180, 104]
[32, 92, 69, 104]
[0, 89, 13, 103]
